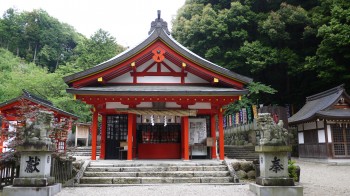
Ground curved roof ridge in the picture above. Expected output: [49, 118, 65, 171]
[306, 84, 344, 102]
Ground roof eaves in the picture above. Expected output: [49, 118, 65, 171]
[63, 31, 160, 84]
[158, 30, 253, 84]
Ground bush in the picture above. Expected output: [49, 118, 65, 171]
[288, 160, 299, 182]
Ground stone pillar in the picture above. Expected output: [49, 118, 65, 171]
[255, 145, 294, 186]
[3, 111, 61, 196]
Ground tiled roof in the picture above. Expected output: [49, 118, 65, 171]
[0, 90, 79, 119]
[288, 84, 350, 124]
[67, 85, 248, 96]
[63, 13, 252, 86]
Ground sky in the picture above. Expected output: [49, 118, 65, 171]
[0, 0, 186, 47]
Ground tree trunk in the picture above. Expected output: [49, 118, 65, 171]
[33, 43, 37, 63]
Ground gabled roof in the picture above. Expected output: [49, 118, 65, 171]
[67, 85, 248, 96]
[0, 90, 78, 119]
[288, 84, 350, 124]
[63, 12, 252, 88]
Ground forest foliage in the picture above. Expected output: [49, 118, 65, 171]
[0, 8, 125, 122]
[0, 1, 349, 121]
[172, 0, 350, 108]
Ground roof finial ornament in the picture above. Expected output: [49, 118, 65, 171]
[149, 10, 170, 35]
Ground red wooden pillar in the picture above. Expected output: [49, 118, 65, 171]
[127, 113, 134, 160]
[100, 114, 106, 159]
[132, 114, 137, 158]
[218, 108, 225, 160]
[183, 116, 189, 160]
[211, 114, 217, 159]
[0, 120, 6, 153]
[91, 109, 98, 160]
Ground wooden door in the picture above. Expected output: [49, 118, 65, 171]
[332, 124, 350, 158]
[105, 115, 128, 159]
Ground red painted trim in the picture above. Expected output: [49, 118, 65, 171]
[157, 62, 161, 72]
[127, 113, 133, 160]
[91, 110, 98, 160]
[78, 95, 239, 106]
[138, 143, 181, 159]
[161, 61, 176, 73]
[183, 116, 189, 160]
[132, 114, 137, 158]
[130, 72, 187, 77]
[140, 61, 157, 73]
[211, 114, 217, 159]
[71, 40, 245, 88]
[100, 114, 106, 159]
[218, 108, 224, 160]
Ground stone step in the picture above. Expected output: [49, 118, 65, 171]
[84, 171, 230, 178]
[89, 162, 224, 167]
[86, 165, 228, 172]
[80, 176, 233, 184]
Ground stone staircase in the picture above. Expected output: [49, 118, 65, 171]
[67, 146, 100, 157]
[78, 160, 233, 185]
[225, 145, 258, 161]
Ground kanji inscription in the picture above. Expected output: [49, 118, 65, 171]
[269, 156, 284, 173]
[25, 156, 40, 173]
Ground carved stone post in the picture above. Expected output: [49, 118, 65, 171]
[3, 111, 61, 196]
[249, 113, 303, 196]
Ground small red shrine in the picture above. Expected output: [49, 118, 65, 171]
[63, 11, 253, 160]
[0, 90, 78, 153]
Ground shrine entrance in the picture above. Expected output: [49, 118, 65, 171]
[105, 115, 128, 159]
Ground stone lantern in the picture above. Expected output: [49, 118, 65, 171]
[249, 113, 303, 196]
[3, 111, 61, 196]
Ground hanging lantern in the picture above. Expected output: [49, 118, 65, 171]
[164, 116, 167, 127]
[151, 115, 154, 126]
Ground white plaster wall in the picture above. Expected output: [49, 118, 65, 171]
[318, 129, 325, 143]
[317, 120, 324, 128]
[163, 59, 181, 72]
[138, 76, 181, 83]
[166, 102, 181, 108]
[188, 102, 211, 109]
[106, 102, 129, 109]
[136, 102, 152, 108]
[298, 132, 304, 144]
[327, 125, 332, 143]
[108, 72, 133, 83]
[136, 59, 154, 71]
[185, 72, 209, 83]
[303, 122, 316, 130]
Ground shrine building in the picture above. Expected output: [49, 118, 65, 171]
[0, 90, 78, 153]
[289, 84, 350, 159]
[63, 11, 253, 161]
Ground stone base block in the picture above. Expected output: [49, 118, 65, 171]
[256, 177, 294, 186]
[249, 183, 303, 196]
[13, 177, 55, 186]
[3, 183, 61, 196]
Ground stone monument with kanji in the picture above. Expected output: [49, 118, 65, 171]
[249, 113, 303, 196]
[3, 111, 61, 196]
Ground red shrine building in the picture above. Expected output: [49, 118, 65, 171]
[0, 90, 78, 153]
[63, 12, 252, 161]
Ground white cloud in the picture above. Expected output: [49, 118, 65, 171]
[0, 0, 186, 47]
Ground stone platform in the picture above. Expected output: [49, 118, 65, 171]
[250, 183, 303, 196]
[3, 183, 61, 196]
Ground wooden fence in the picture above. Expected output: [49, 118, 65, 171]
[0, 156, 73, 188]
[0, 162, 19, 189]
[50, 157, 73, 183]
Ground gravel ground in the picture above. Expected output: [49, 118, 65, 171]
[296, 159, 350, 196]
[3, 159, 349, 196]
